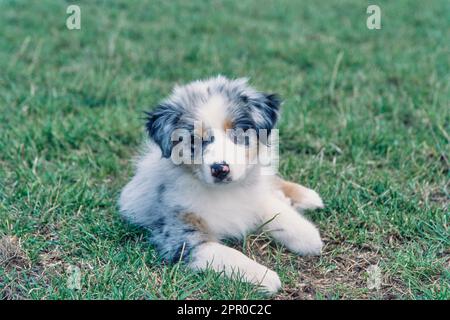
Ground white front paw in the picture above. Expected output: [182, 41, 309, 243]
[293, 188, 324, 211]
[294, 226, 324, 256]
[255, 268, 282, 294]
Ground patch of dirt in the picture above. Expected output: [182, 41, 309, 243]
[0, 235, 32, 299]
[417, 181, 449, 211]
[38, 248, 65, 271]
[0, 235, 31, 271]
[429, 190, 449, 210]
[0, 235, 68, 299]
[282, 245, 395, 300]
[239, 233, 409, 300]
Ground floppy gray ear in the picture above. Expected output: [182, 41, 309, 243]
[249, 93, 282, 131]
[145, 102, 182, 158]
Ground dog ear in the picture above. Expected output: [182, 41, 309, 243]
[145, 102, 182, 158]
[249, 93, 282, 131]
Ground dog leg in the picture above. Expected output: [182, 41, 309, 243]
[145, 213, 281, 294]
[275, 177, 324, 210]
[262, 196, 323, 255]
[189, 242, 281, 294]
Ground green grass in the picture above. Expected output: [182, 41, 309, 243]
[0, 0, 448, 300]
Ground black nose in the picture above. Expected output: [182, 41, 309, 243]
[210, 162, 230, 180]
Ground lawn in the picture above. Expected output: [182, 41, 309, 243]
[0, 0, 448, 300]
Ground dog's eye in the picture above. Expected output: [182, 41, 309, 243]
[189, 134, 214, 156]
[190, 134, 201, 152]
[202, 135, 214, 144]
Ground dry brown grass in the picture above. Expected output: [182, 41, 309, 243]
[237, 232, 410, 300]
[0, 235, 31, 299]
[0, 235, 31, 271]
[0, 235, 67, 300]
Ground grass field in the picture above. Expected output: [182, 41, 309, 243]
[0, 0, 448, 300]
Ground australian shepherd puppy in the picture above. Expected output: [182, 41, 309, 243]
[119, 76, 324, 294]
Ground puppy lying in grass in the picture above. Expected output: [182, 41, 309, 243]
[119, 76, 324, 294]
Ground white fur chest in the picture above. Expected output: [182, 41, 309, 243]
[171, 175, 271, 239]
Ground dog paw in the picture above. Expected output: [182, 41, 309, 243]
[256, 269, 282, 295]
[292, 188, 324, 211]
[299, 231, 323, 256]
[291, 225, 324, 256]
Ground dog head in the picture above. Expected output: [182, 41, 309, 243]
[146, 76, 281, 185]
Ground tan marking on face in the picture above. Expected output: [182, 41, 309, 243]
[223, 119, 233, 132]
[182, 212, 214, 239]
[194, 122, 206, 138]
